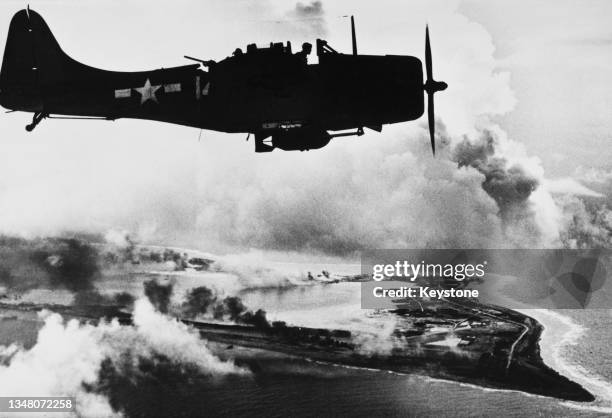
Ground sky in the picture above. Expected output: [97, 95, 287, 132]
[460, 0, 612, 176]
[0, 0, 610, 253]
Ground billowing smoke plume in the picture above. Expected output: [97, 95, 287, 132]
[103, 230, 137, 264]
[294, 0, 324, 16]
[72, 290, 135, 307]
[0, 299, 246, 417]
[452, 130, 541, 241]
[194, 129, 536, 253]
[139, 280, 272, 329]
[289, 1, 327, 36]
[210, 252, 302, 289]
[450, 130, 612, 250]
[557, 194, 612, 248]
[0, 235, 141, 307]
[143, 279, 174, 314]
[454, 132, 539, 221]
[352, 315, 400, 356]
[180, 286, 214, 317]
[181, 286, 271, 329]
[0, 236, 100, 293]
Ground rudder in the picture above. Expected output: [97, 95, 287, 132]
[0, 8, 71, 111]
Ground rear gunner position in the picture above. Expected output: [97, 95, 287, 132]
[0, 9, 447, 153]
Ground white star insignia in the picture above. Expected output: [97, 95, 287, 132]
[134, 78, 161, 105]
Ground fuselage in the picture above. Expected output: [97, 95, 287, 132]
[0, 9, 424, 135]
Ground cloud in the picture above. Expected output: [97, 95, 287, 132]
[563, 36, 612, 47]
[574, 166, 612, 185]
[543, 178, 602, 197]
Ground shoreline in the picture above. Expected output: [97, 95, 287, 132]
[182, 306, 594, 402]
[0, 300, 596, 403]
[518, 309, 612, 412]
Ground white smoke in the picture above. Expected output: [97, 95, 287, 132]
[0, 299, 246, 417]
[104, 229, 134, 250]
[210, 251, 306, 289]
[193, 123, 608, 253]
[353, 315, 400, 356]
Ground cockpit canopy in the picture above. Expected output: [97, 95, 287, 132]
[219, 40, 313, 68]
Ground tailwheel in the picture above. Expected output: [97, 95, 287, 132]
[25, 112, 47, 132]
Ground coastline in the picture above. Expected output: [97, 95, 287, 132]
[518, 309, 612, 412]
[185, 306, 594, 402]
[0, 300, 595, 403]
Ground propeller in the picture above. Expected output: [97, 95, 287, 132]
[351, 16, 357, 55]
[423, 25, 448, 156]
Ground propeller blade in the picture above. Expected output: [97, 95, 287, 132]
[425, 25, 432, 81]
[428, 93, 435, 155]
[351, 16, 357, 56]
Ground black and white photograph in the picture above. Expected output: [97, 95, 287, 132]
[0, 1, 611, 417]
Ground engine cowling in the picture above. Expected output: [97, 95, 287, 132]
[271, 128, 331, 151]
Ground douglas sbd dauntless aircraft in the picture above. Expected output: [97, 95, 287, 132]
[0, 8, 447, 153]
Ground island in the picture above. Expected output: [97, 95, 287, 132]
[0, 295, 594, 403]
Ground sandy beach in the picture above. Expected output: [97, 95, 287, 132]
[518, 309, 612, 413]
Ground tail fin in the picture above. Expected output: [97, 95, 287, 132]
[0, 8, 72, 110]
